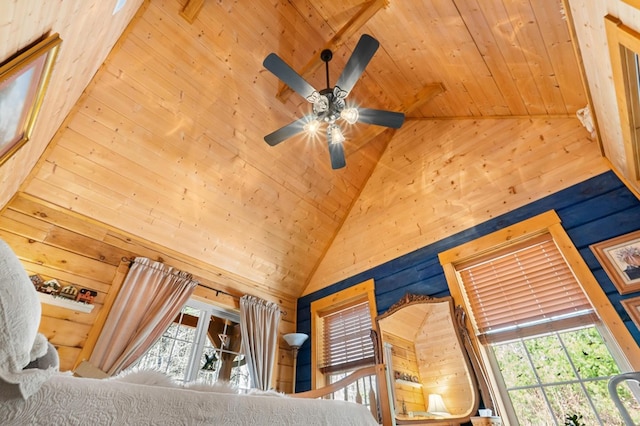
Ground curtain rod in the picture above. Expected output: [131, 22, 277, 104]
[198, 283, 287, 316]
[198, 282, 240, 300]
[121, 257, 286, 315]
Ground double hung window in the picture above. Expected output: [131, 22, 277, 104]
[310, 280, 378, 407]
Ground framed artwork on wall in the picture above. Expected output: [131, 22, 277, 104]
[0, 33, 61, 166]
[621, 296, 640, 331]
[591, 229, 640, 295]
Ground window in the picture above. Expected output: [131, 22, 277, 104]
[606, 14, 640, 182]
[439, 211, 640, 425]
[456, 233, 594, 344]
[319, 300, 375, 374]
[130, 299, 249, 390]
[491, 325, 628, 424]
[310, 279, 378, 412]
[311, 279, 377, 388]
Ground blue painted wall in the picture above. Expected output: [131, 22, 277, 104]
[294, 171, 640, 392]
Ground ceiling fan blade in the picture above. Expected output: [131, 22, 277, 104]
[328, 141, 346, 169]
[335, 34, 379, 95]
[263, 53, 317, 101]
[357, 108, 405, 129]
[264, 116, 309, 146]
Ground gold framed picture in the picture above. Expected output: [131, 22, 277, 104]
[590, 229, 640, 295]
[621, 296, 640, 331]
[0, 33, 61, 166]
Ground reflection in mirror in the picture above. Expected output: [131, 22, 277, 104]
[375, 294, 479, 424]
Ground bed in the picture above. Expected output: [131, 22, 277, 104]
[1, 373, 380, 425]
[0, 238, 380, 425]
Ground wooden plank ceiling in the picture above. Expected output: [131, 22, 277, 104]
[1, 0, 590, 301]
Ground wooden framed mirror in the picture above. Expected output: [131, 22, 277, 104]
[374, 294, 480, 425]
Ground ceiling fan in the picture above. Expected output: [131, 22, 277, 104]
[262, 34, 405, 169]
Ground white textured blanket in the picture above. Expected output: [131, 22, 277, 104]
[0, 374, 379, 425]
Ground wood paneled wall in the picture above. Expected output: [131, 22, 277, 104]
[0, 0, 143, 209]
[0, 194, 297, 392]
[305, 117, 608, 295]
[296, 171, 640, 392]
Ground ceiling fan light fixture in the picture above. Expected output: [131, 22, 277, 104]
[304, 119, 321, 134]
[263, 34, 404, 169]
[340, 107, 359, 124]
[328, 124, 345, 145]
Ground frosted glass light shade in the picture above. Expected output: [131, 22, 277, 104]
[340, 107, 359, 124]
[328, 124, 345, 144]
[427, 394, 449, 415]
[283, 333, 308, 349]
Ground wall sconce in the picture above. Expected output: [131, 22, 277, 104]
[427, 394, 450, 416]
[283, 333, 308, 393]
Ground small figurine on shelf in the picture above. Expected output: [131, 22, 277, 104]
[41, 279, 61, 295]
[59, 285, 79, 300]
[76, 288, 97, 304]
[29, 274, 45, 291]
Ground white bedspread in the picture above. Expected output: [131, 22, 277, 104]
[0, 374, 379, 425]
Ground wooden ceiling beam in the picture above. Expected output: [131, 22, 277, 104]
[180, 0, 206, 24]
[347, 82, 445, 153]
[402, 83, 446, 114]
[276, 0, 390, 103]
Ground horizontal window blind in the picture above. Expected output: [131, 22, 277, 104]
[320, 300, 374, 373]
[457, 233, 593, 341]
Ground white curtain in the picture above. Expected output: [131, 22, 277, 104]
[239, 295, 281, 390]
[90, 258, 198, 375]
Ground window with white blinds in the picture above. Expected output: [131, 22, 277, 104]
[319, 300, 375, 373]
[456, 233, 594, 343]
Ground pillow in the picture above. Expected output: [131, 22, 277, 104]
[246, 388, 287, 397]
[0, 238, 57, 399]
[184, 380, 238, 393]
[109, 369, 178, 388]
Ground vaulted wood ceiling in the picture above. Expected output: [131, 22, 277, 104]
[0, 0, 624, 302]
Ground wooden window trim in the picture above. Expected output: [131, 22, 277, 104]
[310, 279, 377, 389]
[605, 14, 640, 182]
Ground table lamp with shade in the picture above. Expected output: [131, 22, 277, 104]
[428, 394, 450, 416]
[283, 333, 308, 393]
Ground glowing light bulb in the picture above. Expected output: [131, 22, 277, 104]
[340, 107, 359, 124]
[304, 119, 321, 133]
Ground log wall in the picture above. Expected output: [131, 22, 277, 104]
[0, 193, 297, 392]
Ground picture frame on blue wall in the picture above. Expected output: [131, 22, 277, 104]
[590, 229, 640, 295]
[621, 296, 640, 331]
[0, 33, 61, 166]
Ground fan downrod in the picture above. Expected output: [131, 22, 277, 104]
[320, 49, 333, 92]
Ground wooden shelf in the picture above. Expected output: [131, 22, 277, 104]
[395, 379, 422, 388]
[38, 293, 95, 313]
